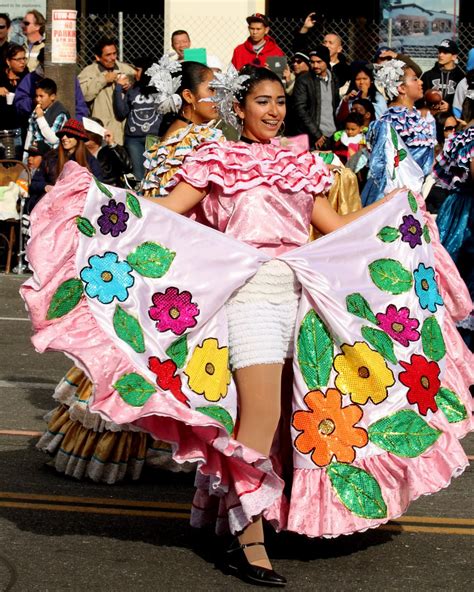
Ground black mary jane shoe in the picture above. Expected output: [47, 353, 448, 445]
[221, 540, 287, 587]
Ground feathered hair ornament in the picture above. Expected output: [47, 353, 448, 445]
[206, 65, 250, 128]
[374, 59, 406, 101]
[146, 54, 183, 114]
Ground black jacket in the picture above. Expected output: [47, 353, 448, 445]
[97, 144, 132, 187]
[288, 71, 338, 146]
[421, 63, 465, 105]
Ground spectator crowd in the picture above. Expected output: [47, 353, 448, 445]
[0, 10, 473, 345]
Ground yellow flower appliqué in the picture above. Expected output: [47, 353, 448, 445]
[184, 337, 231, 402]
[333, 342, 395, 405]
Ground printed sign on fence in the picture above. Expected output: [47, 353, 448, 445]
[51, 9, 77, 64]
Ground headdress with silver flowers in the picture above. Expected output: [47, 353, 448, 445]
[146, 54, 183, 114]
[374, 59, 406, 101]
[207, 65, 250, 129]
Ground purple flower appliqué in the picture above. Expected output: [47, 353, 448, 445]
[376, 304, 420, 346]
[399, 214, 422, 248]
[149, 287, 199, 335]
[98, 199, 129, 237]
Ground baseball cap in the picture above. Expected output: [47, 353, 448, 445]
[246, 13, 269, 27]
[291, 52, 310, 66]
[438, 39, 458, 54]
[26, 141, 49, 156]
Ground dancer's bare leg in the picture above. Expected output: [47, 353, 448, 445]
[234, 363, 283, 569]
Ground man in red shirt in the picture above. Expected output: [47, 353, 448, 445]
[231, 13, 284, 71]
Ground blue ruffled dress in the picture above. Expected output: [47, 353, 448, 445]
[433, 126, 474, 317]
[362, 107, 436, 205]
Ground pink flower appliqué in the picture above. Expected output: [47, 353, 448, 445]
[149, 287, 199, 335]
[376, 304, 420, 346]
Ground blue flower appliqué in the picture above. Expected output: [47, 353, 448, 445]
[80, 251, 134, 304]
[413, 263, 443, 313]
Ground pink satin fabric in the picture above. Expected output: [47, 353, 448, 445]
[172, 139, 333, 256]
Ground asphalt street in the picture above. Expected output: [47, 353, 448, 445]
[0, 272, 472, 592]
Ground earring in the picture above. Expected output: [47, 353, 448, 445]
[278, 121, 286, 136]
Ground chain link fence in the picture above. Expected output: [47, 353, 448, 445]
[76, 14, 474, 72]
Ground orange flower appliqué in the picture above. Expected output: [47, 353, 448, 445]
[292, 388, 368, 467]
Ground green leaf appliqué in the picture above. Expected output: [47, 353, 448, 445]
[422, 224, 431, 243]
[421, 316, 446, 362]
[377, 226, 400, 243]
[46, 278, 84, 320]
[368, 409, 442, 457]
[126, 192, 143, 218]
[76, 216, 96, 237]
[297, 309, 333, 390]
[390, 126, 398, 149]
[113, 305, 145, 353]
[346, 293, 378, 324]
[94, 177, 113, 197]
[166, 335, 188, 369]
[435, 387, 468, 423]
[407, 191, 418, 213]
[326, 463, 387, 519]
[368, 259, 413, 295]
[398, 148, 408, 162]
[361, 326, 397, 364]
[196, 405, 234, 434]
[127, 241, 176, 278]
[114, 372, 156, 406]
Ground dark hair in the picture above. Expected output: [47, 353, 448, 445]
[0, 13, 11, 28]
[345, 112, 364, 127]
[461, 97, 474, 124]
[235, 65, 284, 104]
[351, 98, 376, 122]
[57, 138, 89, 177]
[6, 43, 25, 60]
[171, 30, 190, 41]
[27, 10, 46, 35]
[347, 64, 377, 102]
[36, 77, 57, 95]
[95, 37, 117, 58]
[133, 56, 156, 95]
[176, 61, 212, 97]
[434, 110, 457, 144]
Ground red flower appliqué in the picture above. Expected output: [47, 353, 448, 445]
[148, 357, 190, 407]
[398, 354, 440, 415]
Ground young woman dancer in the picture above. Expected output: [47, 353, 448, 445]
[22, 67, 472, 587]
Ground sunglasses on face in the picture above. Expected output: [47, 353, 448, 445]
[0, 25, 7, 30]
[444, 125, 457, 131]
[292, 58, 304, 64]
[22, 20, 34, 26]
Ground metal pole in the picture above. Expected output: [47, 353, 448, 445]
[118, 11, 123, 62]
[387, 17, 393, 48]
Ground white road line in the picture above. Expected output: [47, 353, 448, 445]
[0, 380, 56, 389]
[0, 317, 29, 321]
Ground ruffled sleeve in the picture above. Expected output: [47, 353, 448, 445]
[433, 127, 474, 191]
[171, 140, 333, 196]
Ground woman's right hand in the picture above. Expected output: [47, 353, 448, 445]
[0, 87, 9, 97]
[343, 89, 359, 102]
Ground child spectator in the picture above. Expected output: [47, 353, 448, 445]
[113, 57, 162, 182]
[332, 112, 367, 168]
[24, 78, 69, 153]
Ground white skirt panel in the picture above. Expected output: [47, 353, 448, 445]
[225, 260, 301, 370]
